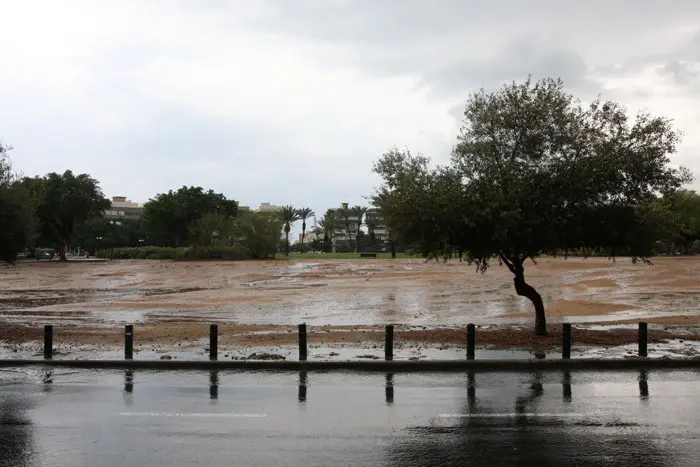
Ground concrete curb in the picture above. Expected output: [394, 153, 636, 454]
[2, 358, 700, 372]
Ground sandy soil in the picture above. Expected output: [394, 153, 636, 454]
[2, 257, 700, 355]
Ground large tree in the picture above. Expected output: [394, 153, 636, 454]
[21, 170, 110, 261]
[281, 205, 300, 256]
[296, 207, 315, 253]
[374, 77, 691, 335]
[234, 211, 284, 259]
[0, 144, 35, 262]
[141, 186, 238, 247]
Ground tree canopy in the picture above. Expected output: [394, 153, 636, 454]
[0, 144, 34, 262]
[233, 211, 284, 259]
[21, 170, 110, 261]
[141, 186, 238, 247]
[374, 77, 692, 335]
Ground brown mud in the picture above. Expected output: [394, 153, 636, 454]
[2, 257, 700, 354]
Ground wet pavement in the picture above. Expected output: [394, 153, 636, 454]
[1, 368, 700, 466]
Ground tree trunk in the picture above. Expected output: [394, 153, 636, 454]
[301, 220, 306, 254]
[59, 243, 67, 261]
[285, 232, 290, 256]
[513, 272, 547, 336]
[500, 252, 547, 336]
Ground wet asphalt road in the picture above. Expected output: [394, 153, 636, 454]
[1, 368, 699, 466]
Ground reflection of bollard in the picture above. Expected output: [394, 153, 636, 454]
[466, 324, 476, 360]
[125, 325, 134, 360]
[298, 323, 307, 361]
[467, 371, 476, 410]
[562, 323, 572, 360]
[563, 371, 572, 402]
[209, 371, 219, 400]
[124, 370, 134, 393]
[385, 325, 394, 361]
[298, 370, 307, 403]
[385, 373, 394, 405]
[639, 370, 649, 399]
[209, 324, 218, 361]
[638, 322, 648, 357]
[44, 325, 53, 360]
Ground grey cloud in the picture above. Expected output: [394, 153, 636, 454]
[417, 37, 594, 98]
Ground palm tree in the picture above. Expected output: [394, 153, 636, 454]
[295, 207, 315, 253]
[318, 209, 337, 252]
[337, 204, 353, 252]
[351, 205, 367, 253]
[281, 205, 300, 256]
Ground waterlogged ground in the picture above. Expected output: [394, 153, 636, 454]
[1, 257, 700, 359]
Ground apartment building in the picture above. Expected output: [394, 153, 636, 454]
[105, 196, 142, 220]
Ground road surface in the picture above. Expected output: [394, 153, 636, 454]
[1, 368, 699, 466]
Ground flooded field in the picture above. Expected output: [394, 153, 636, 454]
[1, 257, 700, 359]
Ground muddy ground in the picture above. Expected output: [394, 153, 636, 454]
[2, 257, 700, 359]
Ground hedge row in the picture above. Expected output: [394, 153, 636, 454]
[96, 246, 252, 261]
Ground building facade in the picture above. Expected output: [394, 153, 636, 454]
[105, 196, 142, 220]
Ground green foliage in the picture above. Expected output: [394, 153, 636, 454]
[73, 218, 144, 254]
[21, 170, 110, 260]
[295, 207, 315, 252]
[280, 205, 299, 255]
[96, 246, 250, 260]
[0, 144, 35, 262]
[141, 186, 238, 247]
[317, 209, 338, 252]
[374, 77, 692, 335]
[233, 211, 285, 259]
[188, 212, 235, 250]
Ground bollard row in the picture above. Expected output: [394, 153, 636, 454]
[38, 322, 652, 361]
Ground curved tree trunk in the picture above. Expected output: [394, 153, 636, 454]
[513, 273, 547, 336]
[285, 232, 290, 256]
[500, 252, 547, 336]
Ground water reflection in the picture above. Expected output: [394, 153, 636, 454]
[385, 373, 394, 406]
[298, 370, 307, 404]
[563, 371, 572, 402]
[42, 370, 53, 393]
[639, 370, 649, 400]
[0, 395, 34, 466]
[209, 371, 219, 401]
[123, 370, 133, 406]
[386, 372, 668, 466]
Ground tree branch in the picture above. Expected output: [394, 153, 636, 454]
[498, 250, 517, 274]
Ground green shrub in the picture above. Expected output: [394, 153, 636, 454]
[96, 246, 251, 261]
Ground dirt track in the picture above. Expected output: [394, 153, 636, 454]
[2, 257, 700, 355]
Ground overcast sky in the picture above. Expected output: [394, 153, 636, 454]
[2, 0, 700, 229]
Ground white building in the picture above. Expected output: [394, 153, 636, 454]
[105, 196, 142, 220]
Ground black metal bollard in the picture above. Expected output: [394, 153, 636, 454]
[43, 325, 53, 360]
[562, 323, 572, 360]
[209, 324, 218, 361]
[638, 322, 648, 357]
[466, 324, 476, 360]
[385, 325, 394, 361]
[125, 325, 134, 360]
[298, 323, 307, 361]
